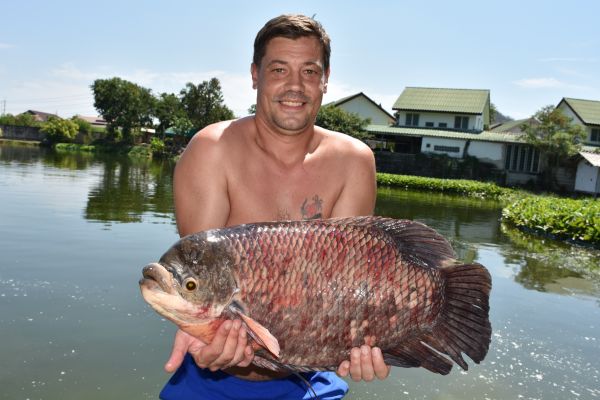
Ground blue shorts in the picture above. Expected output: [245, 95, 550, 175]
[160, 354, 349, 400]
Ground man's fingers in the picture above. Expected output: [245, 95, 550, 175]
[372, 347, 391, 380]
[164, 330, 192, 373]
[194, 320, 232, 368]
[336, 360, 350, 377]
[359, 345, 375, 382]
[349, 347, 362, 381]
[209, 320, 242, 371]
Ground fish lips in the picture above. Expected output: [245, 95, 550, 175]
[139, 262, 176, 295]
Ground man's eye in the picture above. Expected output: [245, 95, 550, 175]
[272, 68, 285, 73]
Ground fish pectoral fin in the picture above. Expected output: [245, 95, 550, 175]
[237, 313, 281, 358]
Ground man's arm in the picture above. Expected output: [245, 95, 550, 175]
[165, 127, 254, 373]
[173, 129, 231, 235]
[329, 142, 377, 218]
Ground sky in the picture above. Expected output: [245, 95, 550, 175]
[1, 0, 599, 121]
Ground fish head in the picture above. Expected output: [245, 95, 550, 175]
[139, 231, 238, 339]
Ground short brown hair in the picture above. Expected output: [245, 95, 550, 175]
[253, 14, 331, 71]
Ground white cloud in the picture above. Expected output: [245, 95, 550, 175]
[539, 57, 597, 63]
[0, 42, 14, 49]
[513, 77, 590, 92]
[513, 77, 565, 89]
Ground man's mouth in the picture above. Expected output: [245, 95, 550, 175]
[280, 100, 304, 107]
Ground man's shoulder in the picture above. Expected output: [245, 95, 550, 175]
[186, 117, 253, 153]
[316, 126, 373, 158]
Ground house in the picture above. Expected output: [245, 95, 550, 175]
[556, 98, 600, 146]
[21, 110, 59, 122]
[325, 92, 395, 125]
[393, 87, 491, 132]
[490, 117, 538, 134]
[75, 115, 108, 128]
[368, 87, 543, 185]
[556, 97, 600, 194]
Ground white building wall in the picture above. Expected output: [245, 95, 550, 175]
[557, 103, 598, 144]
[396, 111, 481, 131]
[575, 159, 600, 193]
[421, 137, 466, 158]
[338, 98, 393, 125]
[557, 103, 584, 125]
[467, 141, 504, 168]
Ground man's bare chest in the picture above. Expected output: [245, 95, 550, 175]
[226, 166, 343, 224]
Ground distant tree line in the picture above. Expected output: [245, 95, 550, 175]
[91, 77, 235, 145]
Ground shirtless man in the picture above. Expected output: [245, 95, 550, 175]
[160, 14, 390, 399]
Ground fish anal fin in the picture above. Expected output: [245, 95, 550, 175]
[383, 337, 453, 375]
[237, 313, 281, 358]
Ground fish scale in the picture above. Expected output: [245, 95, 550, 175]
[140, 216, 491, 374]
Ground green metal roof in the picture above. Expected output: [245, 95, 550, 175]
[393, 87, 490, 114]
[490, 118, 537, 133]
[562, 98, 600, 126]
[366, 124, 524, 143]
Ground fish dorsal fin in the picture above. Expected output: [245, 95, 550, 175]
[327, 216, 456, 268]
[236, 312, 281, 358]
[373, 217, 457, 268]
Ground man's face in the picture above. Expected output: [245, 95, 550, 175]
[251, 36, 329, 136]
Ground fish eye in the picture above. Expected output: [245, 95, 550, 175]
[184, 279, 197, 291]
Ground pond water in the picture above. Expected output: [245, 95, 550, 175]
[1, 143, 599, 400]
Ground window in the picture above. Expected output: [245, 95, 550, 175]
[454, 116, 469, 130]
[438, 122, 448, 128]
[433, 145, 460, 153]
[591, 128, 600, 143]
[405, 113, 419, 126]
[505, 144, 540, 173]
[425, 122, 434, 127]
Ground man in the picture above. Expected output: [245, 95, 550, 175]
[160, 14, 390, 399]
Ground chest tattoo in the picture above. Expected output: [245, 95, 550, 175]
[300, 195, 323, 219]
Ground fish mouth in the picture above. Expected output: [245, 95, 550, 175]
[139, 262, 176, 294]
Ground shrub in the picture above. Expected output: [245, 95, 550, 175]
[502, 196, 600, 244]
[376, 173, 510, 199]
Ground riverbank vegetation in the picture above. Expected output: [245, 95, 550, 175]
[376, 172, 600, 247]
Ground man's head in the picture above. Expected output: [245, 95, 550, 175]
[253, 14, 331, 72]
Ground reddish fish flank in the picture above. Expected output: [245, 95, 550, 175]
[140, 216, 492, 375]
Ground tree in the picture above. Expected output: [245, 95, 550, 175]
[179, 78, 235, 131]
[316, 105, 372, 141]
[522, 105, 586, 167]
[91, 77, 155, 143]
[248, 104, 256, 115]
[154, 93, 186, 137]
[40, 116, 78, 143]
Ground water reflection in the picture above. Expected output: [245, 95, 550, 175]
[1, 143, 599, 400]
[85, 156, 174, 224]
[500, 224, 600, 299]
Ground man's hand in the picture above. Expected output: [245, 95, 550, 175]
[337, 345, 391, 382]
[164, 320, 254, 373]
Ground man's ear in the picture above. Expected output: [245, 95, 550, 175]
[251, 63, 258, 89]
[323, 67, 330, 93]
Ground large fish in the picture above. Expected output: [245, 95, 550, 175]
[139, 217, 491, 375]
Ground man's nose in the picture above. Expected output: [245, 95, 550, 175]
[285, 70, 304, 91]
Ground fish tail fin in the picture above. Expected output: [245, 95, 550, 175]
[383, 262, 492, 375]
[431, 262, 492, 368]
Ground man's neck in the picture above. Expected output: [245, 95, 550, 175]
[252, 116, 319, 169]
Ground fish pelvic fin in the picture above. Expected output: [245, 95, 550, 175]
[235, 312, 281, 359]
[384, 262, 492, 375]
